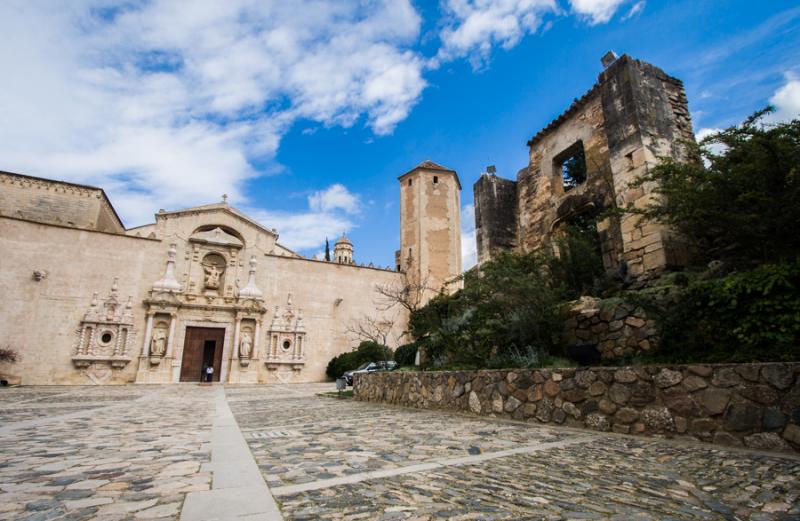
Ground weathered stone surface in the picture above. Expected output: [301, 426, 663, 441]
[690, 418, 718, 432]
[739, 384, 779, 405]
[543, 380, 560, 397]
[526, 385, 543, 402]
[504, 395, 522, 413]
[664, 394, 701, 417]
[468, 391, 481, 414]
[491, 391, 504, 413]
[641, 406, 674, 432]
[614, 369, 638, 383]
[614, 407, 639, 424]
[629, 382, 655, 407]
[735, 364, 761, 382]
[761, 365, 794, 390]
[762, 408, 787, 430]
[713, 431, 743, 447]
[744, 433, 790, 451]
[522, 402, 537, 418]
[724, 402, 763, 432]
[585, 413, 611, 432]
[698, 388, 731, 415]
[608, 384, 631, 405]
[552, 409, 567, 424]
[598, 398, 617, 414]
[561, 389, 587, 403]
[712, 368, 742, 388]
[783, 424, 800, 445]
[535, 398, 554, 422]
[688, 365, 713, 377]
[586, 381, 606, 396]
[683, 375, 708, 392]
[562, 402, 581, 419]
[654, 368, 683, 388]
[574, 371, 597, 388]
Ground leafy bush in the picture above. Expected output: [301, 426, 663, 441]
[325, 341, 392, 380]
[393, 343, 418, 366]
[411, 251, 567, 368]
[0, 347, 19, 363]
[625, 110, 800, 268]
[637, 260, 800, 363]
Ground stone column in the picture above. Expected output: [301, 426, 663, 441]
[253, 319, 261, 360]
[141, 313, 155, 358]
[165, 313, 177, 358]
[233, 316, 242, 361]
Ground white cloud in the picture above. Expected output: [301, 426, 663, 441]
[308, 184, 360, 215]
[767, 76, 800, 122]
[0, 0, 424, 228]
[695, 127, 727, 158]
[461, 204, 478, 271]
[435, 0, 557, 69]
[569, 0, 628, 25]
[621, 1, 645, 21]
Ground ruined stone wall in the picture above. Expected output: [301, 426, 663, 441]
[355, 363, 800, 452]
[475, 55, 692, 277]
[0, 171, 124, 233]
[473, 173, 517, 264]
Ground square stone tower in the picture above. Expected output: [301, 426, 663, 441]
[398, 161, 462, 301]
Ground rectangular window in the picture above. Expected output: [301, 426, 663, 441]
[555, 141, 587, 192]
[408, 179, 412, 186]
[433, 176, 438, 184]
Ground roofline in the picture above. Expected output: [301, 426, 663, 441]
[156, 205, 279, 238]
[0, 169, 126, 230]
[398, 166, 462, 190]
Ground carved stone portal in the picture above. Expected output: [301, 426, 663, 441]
[73, 278, 134, 371]
[265, 293, 306, 372]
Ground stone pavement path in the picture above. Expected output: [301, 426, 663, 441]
[227, 384, 800, 521]
[1, 384, 799, 521]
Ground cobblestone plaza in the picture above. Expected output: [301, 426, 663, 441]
[1, 384, 798, 520]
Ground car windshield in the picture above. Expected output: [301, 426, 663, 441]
[356, 362, 371, 370]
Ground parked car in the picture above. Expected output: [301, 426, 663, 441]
[342, 360, 397, 386]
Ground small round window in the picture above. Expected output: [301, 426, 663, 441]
[282, 340, 291, 351]
[100, 332, 114, 344]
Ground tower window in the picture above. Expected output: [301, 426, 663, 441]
[433, 176, 438, 184]
[555, 141, 587, 192]
[408, 178, 412, 186]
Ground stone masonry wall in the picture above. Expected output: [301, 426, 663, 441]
[355, 363, 800, 452]
[562, 297, 657, 360]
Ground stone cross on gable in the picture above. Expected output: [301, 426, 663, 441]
[222, 194, 228, 203]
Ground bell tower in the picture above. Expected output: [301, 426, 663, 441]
[398, 160, 462, 302]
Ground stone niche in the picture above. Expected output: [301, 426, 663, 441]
[72, 277, 135, 370]
[186, 226, 244, 300]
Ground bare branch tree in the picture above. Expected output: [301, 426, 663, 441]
[345, 314, 397, 347]
[0, 347, 20, 364]
[374, 270, 432, 315]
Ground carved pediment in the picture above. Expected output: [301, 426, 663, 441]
[190, 227, 244, 248]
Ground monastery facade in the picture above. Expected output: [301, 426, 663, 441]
[0, 162, 461, 385]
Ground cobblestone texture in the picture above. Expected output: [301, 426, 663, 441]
[228, 384, 800, 521]
[0, 385, 213, 520]
[2, 383, 799, 520]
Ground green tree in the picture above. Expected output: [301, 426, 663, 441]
[626, 109, 800, 267]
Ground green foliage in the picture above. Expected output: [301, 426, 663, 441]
[626, 110, 800, 268]
[548, 214, 608, 298]
[411, 251, 567, 368]
[635, 260, 800, 363]
[325, 341, 392, 380]
[393, 342, 418, 366]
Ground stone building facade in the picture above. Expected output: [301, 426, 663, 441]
[0, 164, 462, 385]
[474, 54, 694, 277]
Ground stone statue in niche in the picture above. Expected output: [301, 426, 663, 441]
[239, 331, 252, 358]
[203, 264, 223, 289]
[150, 329, 167, 357]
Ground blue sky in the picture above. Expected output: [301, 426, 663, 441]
[1, 1, 799, 269]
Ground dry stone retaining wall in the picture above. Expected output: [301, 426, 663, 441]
[355, 362, 800, 452]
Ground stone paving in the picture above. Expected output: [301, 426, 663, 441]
[1, 383, 799, 520]
[0, 385, 214, 520]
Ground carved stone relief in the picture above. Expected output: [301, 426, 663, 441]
[73, 277, 134, 371]
[265, 293, 306, 372]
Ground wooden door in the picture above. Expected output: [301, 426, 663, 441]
[180, 327, 225, 382]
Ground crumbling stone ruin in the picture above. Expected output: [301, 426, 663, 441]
[475, 53, 694, 278]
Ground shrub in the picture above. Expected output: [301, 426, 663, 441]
[638, 260, 800, 363]
[411, 251, 567, 368]
[325, 341, 392, 379]
[393, 343, 418, 366]
[623, 110, 800, 268]
[0, 348, 19, 363]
